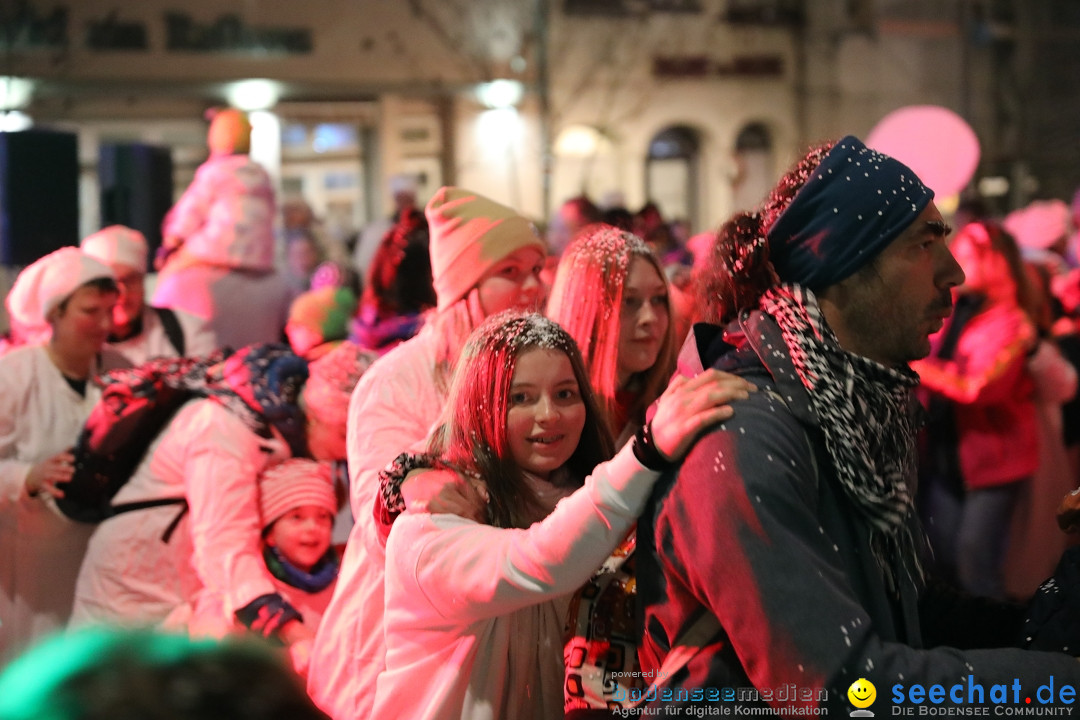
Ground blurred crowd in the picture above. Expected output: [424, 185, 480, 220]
[2, 110, 1080, 719]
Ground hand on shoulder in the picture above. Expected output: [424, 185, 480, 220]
[649, 369, 755, 462]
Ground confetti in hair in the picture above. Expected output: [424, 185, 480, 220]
[463, 311, 577, 360]
[699, 139, 837, 325]
[434, 310, 613, 529]
[547, 223, 676, 431]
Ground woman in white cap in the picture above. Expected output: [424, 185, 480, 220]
[308, 186, 546, 719]
[81, 225, 216, 368]
[0, 247, 118, 664]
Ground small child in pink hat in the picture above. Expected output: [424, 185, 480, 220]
[168, 458, 339, 677]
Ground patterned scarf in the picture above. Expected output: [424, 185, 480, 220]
[264, 545, 339, 593]
[759, 283, 924, 592]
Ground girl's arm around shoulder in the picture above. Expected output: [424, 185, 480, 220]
[385, 442, 656, 626]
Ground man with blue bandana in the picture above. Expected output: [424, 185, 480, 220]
[637, 137, 1080, 714]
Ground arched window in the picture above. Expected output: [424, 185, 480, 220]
[646, 125, 700, 230]
[731, 122, 775, 212]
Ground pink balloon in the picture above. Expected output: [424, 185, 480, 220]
[866, 105, 980, 197]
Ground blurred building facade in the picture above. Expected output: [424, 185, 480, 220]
[0, 0, 1074, 239]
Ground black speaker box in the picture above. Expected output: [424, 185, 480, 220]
[99, 143, 174, 271]
[0, 129, 80, 266]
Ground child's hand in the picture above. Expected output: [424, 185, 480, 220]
[289, 638, 313, 678]
[279, 618, 315, 647]
[649, 369, 754, 462]
[402, 468, 489, 523]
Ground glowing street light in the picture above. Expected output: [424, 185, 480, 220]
[476, 79, 524, 109]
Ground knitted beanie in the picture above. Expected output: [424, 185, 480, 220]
[1004, 199, 1070, 251]
[303, 340, 376, 430]
[81, 225, 149, 271]
[286, 287, 359, 360]
[425, 187, 545, 310]
[259, 458, 337, 529]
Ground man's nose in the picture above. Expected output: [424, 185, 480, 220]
[939, 245, 966, 289]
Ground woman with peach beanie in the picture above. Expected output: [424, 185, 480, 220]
[308, 187, 546, 720]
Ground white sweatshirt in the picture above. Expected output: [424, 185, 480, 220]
[371, 442, 656, 720]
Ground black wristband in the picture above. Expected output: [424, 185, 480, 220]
[632, 422, 676, 471]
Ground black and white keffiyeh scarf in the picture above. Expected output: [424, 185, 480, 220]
[759, 283, 924, 593]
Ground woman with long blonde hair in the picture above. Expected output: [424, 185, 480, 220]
[547, 224, 678, 442]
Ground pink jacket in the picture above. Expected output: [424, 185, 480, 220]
[162, 154, 276, 272]
[914, 302, 1038, 490]
[372, 444, 656, 720]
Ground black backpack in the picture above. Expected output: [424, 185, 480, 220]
[56, 351, 230, 523]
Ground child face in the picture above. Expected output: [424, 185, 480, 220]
[305, 411, 347, 462]
[506, 348, 586, 480]
[266, 506, 334, 572]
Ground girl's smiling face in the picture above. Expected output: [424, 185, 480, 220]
[265, 505, 334, 572]
[505, 348, 586, 480]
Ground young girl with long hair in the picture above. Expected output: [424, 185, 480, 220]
[545, 224, 687, 715]
[546, 224, 678, 442]
[912, 221, 1041, 600]
[370, 312, 738, 719]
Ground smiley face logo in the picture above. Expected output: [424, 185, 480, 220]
[848, 678, 877, 709]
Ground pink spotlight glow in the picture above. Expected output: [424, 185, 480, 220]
[866, 105, 981, 198]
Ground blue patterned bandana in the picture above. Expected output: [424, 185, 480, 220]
[766, 135, 934, 290]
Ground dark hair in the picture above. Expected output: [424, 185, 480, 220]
[54, 277, 120, 315]
[601, 206, 635, 232]
[693, 140, 836, 325]
[562, 195, 603, 226]
[429, 312, 614, 529]
[363, 208, 436, 317]
[0, 629, 328, 720]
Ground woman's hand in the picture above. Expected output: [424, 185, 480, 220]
[401, 468, 489, 523]
[26, 450, 75, 499]
[648, 369, 754, 462]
